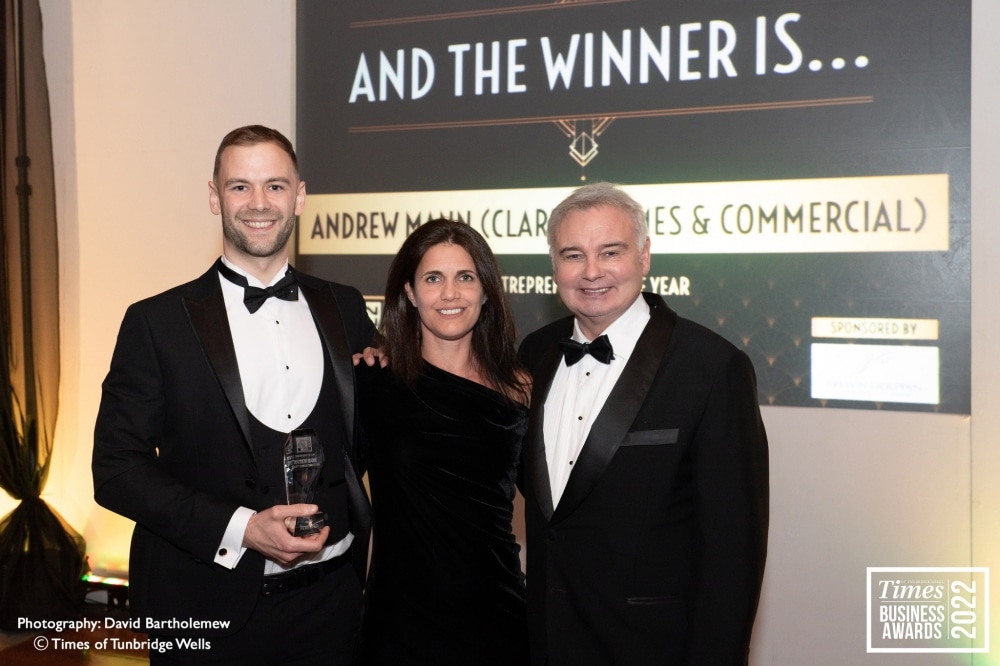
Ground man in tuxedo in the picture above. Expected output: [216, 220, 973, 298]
[518, 182, 769, 665]
[93, 126, 374, 665]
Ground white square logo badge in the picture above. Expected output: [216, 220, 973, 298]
[867, 567, 989, 653]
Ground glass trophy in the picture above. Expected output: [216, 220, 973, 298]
[283, 429, 327, 536]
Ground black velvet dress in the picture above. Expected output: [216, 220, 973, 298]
[356, 363, 529, 665]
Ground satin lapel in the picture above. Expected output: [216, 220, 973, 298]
[183, 271, 253, 453]
[552, 295, 678, 522]
[528, 344, 563, 522]
[298, 278, 372, 580]
[298, 280, 356, 445]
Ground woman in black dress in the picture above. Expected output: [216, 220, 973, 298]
[356, 219, 531, 665]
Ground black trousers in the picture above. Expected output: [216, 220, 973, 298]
[149, 561, 362, 666]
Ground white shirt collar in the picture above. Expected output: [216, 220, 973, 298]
[572, 293, 650, 363]
[219, 254, 290, 289]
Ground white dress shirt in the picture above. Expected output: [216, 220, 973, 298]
[212, 256, 353, 572]
[543, 294, 651, 506]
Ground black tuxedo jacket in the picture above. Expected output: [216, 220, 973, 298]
[92, 264, 375, 636]
[517, 293, 769, 665]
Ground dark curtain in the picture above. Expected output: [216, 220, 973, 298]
[0, 0, 85, 628]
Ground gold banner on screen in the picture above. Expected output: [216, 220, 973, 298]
[299, 174, 949, 256]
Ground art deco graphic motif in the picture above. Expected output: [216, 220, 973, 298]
[554, 117, 615, 168]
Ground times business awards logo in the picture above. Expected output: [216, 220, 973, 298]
[867, 567, 989, 653]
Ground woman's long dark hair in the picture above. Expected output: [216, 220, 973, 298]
[380, 218, 528, 404]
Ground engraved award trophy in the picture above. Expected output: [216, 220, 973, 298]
[283, 429, 327, 536]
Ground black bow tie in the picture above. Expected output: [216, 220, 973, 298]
[217, 261, 299, 314]
[559, 334, 614, 366]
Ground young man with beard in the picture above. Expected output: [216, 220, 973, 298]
[93, 125, 374, 665]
